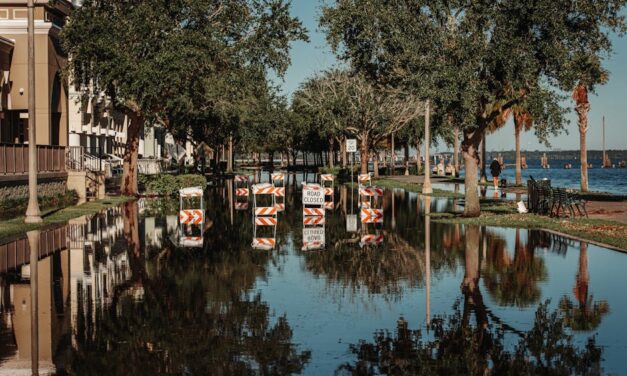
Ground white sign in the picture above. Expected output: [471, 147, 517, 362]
[302, 188, 325, 205]
[303, 227, 325, 244]
[346, 139, 357, 153]
[346, 214, 358, 232]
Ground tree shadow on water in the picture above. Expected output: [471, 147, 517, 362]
[337, 300, 602, 376]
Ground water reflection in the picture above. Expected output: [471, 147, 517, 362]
[0, 177, 621, 373]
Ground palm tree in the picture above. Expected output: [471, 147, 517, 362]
[572, 84, 590, 192]
[559, 242, 610, 331]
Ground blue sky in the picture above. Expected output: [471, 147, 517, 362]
[274, 1, 627, 152]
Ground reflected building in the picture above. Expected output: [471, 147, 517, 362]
[0, 207, 133, 374]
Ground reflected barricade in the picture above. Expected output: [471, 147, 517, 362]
[359, 185, 385, 248]
[302, 182, 326, 251]
[234, 175, 250, 211]
[177, 186, 205, 248]
[320, 173, 335, 210]
[252, 183, 278, 250]
[271, 172, 286, 212]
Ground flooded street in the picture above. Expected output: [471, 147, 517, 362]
[0, 174, 625, 375]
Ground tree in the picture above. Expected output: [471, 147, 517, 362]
[294, 70, 423, 174]
[321, 0, 626, 216]
[62, 0, 307, 194]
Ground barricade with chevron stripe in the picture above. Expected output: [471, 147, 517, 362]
[271, 172, 285, 181]
[360, 234, 384, 246]
[179, 209, 204, 225]
[303, 208, 325, 216]
[360, 208, 384, 224]
[359, 187, 384, 197]
[252, 184, 276, 195]
[255, 217, 278, 226]
[235, 188, 249, 197]
[324, 201, 334, 210]
[323, 187, 333, 196]
[255, 207, 278, 216]
[251, 237, 276, 250]
[274, 187, 285, 197]
[358, 173, 371, 184]
[302, 241, 324, 251]
[320, 174, 335, 182]
[274, 203, 285, 211]
[235, 175, 249, 182]
[303, 216, 325, 226]
[235, 202, 249, 210]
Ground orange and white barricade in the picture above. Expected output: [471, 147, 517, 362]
[234, 175, 250, 210]
[271, 172, 286, 212]
[178, 186, 205, 247]
[252, 183, 277, 250]
[320, 174, 335, 211]
[358, 173, 371, 186]
[357, 182, 385, 248]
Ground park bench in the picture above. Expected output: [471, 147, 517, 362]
[527, 177, 587, 218]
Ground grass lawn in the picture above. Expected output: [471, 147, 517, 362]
[372, 178, 463, 198]
[0, 196, 133, 240]
[433, 208, 627, 251]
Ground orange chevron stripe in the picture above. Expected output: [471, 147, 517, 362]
[255, 217, 277, 226]
[303, 208, 325, 216]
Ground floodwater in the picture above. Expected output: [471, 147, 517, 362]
[0, 174, 626, 375]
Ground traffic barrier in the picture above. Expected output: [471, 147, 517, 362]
[252, 184, 275, 195]
[324, 201, 334, 210]
[303, 208, 325, 216]
[271, 172, 285, 181]
[359, 187, 384, 197]
[251, 238, 276, 250]
[302, 241, 324, 251]
[179, 210, 204, 225]
[235, 188, 249, 196]
[274, 187, 285, 197]
[274, 203, 285, 211]
[235, 202, 249, 210]
[303, 216, 325, 225]
[360, 201, 371, 208]
[358, 174, 371, 184]
[323, 187, 333, 196]
[179, 186, 204, 197]
[255, 217, 278, 226]
[255, 207, 278, 216]
[320, 174, 334, 182]
[360, 208, 383, 223]
[360, 234, 384, 245]
[235, 175, 249, 182]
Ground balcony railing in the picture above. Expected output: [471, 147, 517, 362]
[0, 143, 66, 176]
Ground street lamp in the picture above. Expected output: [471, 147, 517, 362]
[25, 0, 42, 223]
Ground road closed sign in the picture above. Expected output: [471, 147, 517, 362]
[303, 227, 325, 244]
[346, 139, 357, 153]
[302, 187, 325, 205]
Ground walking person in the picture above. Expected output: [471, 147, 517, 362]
[490, 157, 502, 192]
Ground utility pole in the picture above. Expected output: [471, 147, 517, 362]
[28, 230, 40, 375]
[422, 100, 432, 194]
[25, 0, 42, 224]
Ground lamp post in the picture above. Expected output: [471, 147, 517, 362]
[25, 0, 41, 223]
[422, 99, 432, 194]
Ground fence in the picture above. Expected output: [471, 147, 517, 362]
[0, 143, 66, 176]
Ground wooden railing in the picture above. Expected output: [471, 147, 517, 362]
[0, 143, 66, 176]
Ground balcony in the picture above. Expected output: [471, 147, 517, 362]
[0, 143, 67, 182]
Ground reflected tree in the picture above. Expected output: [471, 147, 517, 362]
[337, 301, 602, 375]
[559, 242, 609, 332]
[483, 229, 547, 308]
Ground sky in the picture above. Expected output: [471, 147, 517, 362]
[273, 1, 627, 153]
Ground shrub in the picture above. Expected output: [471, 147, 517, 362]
[142, 174, 207, 196]
[0, 189, 79, 220]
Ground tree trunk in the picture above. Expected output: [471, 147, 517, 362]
[269, 151, 274, 171]
[576, 103, 590, 192]
[514, 120, 522, 186]
[341, 136, 347, 168]
[390, 133, 395, 176]
[423, 100, 432, 194]
[328, 138, 335, 168]
[479, 132, 487, 183]
[404, 143, 410, 175]
[360, 132, 369, 174]
[462, 130, 481, 217]
[415, 140, 421, 174]
[373, 152, 379, 178]
[121, 112, 142, 195]
[227, 136, 234, 173]
[453, 127, 459, 176]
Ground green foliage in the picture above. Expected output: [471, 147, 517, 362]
[141, 174, 207, 196]
[0, 190, 79, 220]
